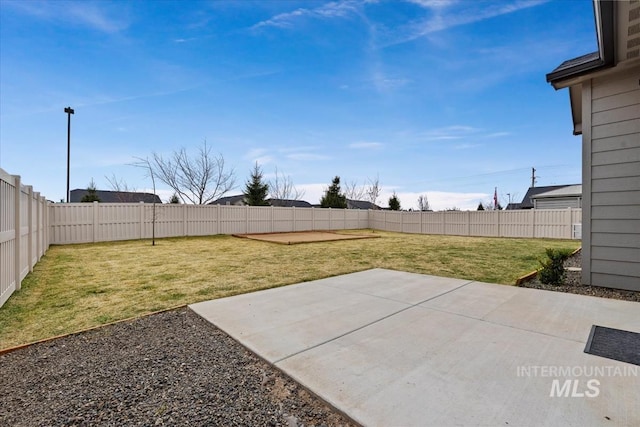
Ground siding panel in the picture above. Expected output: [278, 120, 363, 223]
[592, 205, 640, 219]
[592, 72, 640, 98]
[592, 232, 640, 248]
[592, 246, 640, 263]
[591, 176, 640, 192]
[592, 104, 640, 126]
[588, 69, 640, 291]
[592, 162, 639, 179]
[592, 88, 640, 112]
[591, 272, 640, 291]
[591, 147, 640, 165]
[592, 133, 640, 153]
[591, 118, 640, 139]
[591, 191, 640, 205]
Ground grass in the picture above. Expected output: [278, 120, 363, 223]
[0, 230, 579, 349]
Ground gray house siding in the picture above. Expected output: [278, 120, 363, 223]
[584, 66, 640, 291]
[534, 198, 581, 209]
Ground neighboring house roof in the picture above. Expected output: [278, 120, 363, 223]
[268, 199, 313, 208]
[518, 185, 575, 209]
[347, 199, 380, 210]
[210, 195, 313, 207]
[505, 203, 522, 210]
[209, 194, 245, 205]
[530, 185, 582, 199]
[545, 0, 616, 135]
[70, 189, 161, 203]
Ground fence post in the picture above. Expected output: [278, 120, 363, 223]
[466, 211, 470, 236]
[312, 207, 316, 230]
[442, 211, 446, 235]
[139, 201, 144, 239]
[292, 206, 296, 232]
[183, 203, 188, 236]
[216, 204, 220, 235]
[328, 208, 331, 230]
[35, 192, 41, 260]
[245, 205, 249, 233]
[567, 207, 573, 239]
[14, 175, 21, 291]
[26, 186, 33, 273]
[530, 209, 535, 238]
[92, 201, 99, 243]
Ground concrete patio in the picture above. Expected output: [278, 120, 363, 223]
[190, 269, 639, 426]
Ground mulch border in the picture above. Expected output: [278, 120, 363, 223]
[514, 247, 582, 285]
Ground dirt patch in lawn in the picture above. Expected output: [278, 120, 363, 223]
[234, 230, 380, 245]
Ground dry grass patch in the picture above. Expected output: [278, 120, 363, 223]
[0, 231, 579, 349]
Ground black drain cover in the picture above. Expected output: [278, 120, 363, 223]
[584, 326, 640, 366]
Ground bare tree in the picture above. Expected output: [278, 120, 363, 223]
[132, 157, 159, 246]
[344, 180, 366, 202]
[417, 194, 430, 211]
[268, 167, 305, 205]
[365, 175, 381, 208]
[105, 174, 139, 202]
[151, 141, 235, 204]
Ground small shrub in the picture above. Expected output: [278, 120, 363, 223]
[538, 248, 573, 285]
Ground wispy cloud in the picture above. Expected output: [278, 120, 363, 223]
[286, 153, 330, 161]
[382, 0, 549, 46]
[484, 132, 510, 138]
[5, 0, 130, 33]
[420, 125, 481, 141]
[251, 1, 360, 30]
[349, 142, 384, 149]
[452, 143, 482, 150]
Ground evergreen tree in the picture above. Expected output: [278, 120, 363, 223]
[81, 179, 101, 202]
[169, 193, 181, 204]
[388, 192, 401, 211]
[320, 176, 347, 208]
[243, 163, 269, 206]
[477, 202, 484, 211]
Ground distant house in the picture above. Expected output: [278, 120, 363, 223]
[268, 199, 313, 208]
[210, 194, 246, 206]
[70, 189, 161, 203]
[530, 185, 582, 209]
[514, 185, 576, 209]
[347, 199, 381, 210]
[546, 0, 639, 291]
[209, 195, 313, 207]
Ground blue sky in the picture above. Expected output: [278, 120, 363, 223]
[1, 0, 596, 210]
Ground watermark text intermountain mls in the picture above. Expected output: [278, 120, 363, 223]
[516, 365, 638, 398]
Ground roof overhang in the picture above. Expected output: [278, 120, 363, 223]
[546, 0, 615, 89]
[545, 1, 616, 136]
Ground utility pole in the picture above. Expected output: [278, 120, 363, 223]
[531, 167, 537, 187]
[64, 107, 75, 203]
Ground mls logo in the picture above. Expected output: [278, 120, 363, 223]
[550, 379, 600, 397]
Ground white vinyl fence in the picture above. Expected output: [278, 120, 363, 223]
[1, 165, 583, 308]
[49, 203, 370, 245]
[0, 169, 50, 307]
[369, 209, 582, 239]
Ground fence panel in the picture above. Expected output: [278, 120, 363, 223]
[1, 169, 50, 308]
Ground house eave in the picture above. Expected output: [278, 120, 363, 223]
[545, 0, 615, 89]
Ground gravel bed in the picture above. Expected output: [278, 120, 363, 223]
[518, 249, 640, 302]
[0, 307, 357, 427]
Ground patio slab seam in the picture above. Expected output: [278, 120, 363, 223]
[273, 280, 474, 364]
[412, 303, 589, 345]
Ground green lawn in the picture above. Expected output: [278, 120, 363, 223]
[0, 231, 579, 349]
